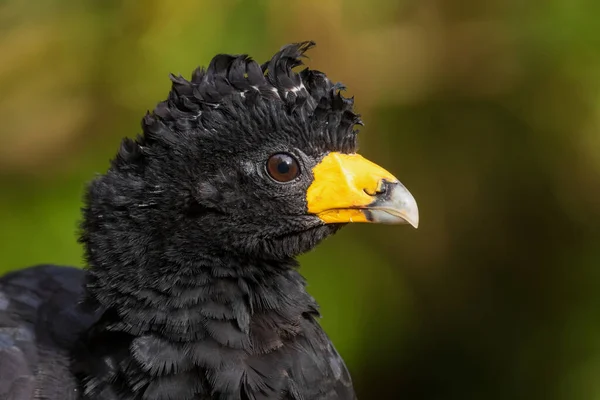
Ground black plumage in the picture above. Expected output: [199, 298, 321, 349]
[0, 41, 418, 400]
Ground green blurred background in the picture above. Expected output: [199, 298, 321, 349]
[1, 0, 599, 398]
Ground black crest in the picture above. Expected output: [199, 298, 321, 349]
[117, 41, 363, 166]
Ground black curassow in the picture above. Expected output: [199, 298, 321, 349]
[0, 41, 418, 400]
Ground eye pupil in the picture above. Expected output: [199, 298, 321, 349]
[277, 161, 290, 174]
[266, 153, 300, 182]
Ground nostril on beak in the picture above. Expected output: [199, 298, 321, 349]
[375, 179, 388, 195]
[364, 179, 389, 196]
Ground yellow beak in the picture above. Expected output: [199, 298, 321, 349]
[306, 152, 419, 227]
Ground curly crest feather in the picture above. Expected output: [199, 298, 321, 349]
[124, 41, 362, 161]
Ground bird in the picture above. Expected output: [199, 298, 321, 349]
[0, 41, 418, 400]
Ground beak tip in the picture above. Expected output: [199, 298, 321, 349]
[368, 181, 419, 227]
[406, 204, 419, 229]
[404, 206, 419, 230]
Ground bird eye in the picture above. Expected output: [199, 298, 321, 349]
[266, 153, 300, 182]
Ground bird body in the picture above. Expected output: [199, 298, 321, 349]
[0, 42, 417, 400]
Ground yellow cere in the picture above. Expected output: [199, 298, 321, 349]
[306, 152, 399, 224]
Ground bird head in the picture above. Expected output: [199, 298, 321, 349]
[82, 41, 418, 262]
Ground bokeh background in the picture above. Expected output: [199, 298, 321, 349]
[1, 0, 599, 399]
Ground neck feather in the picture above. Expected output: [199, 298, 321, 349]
[85, 253, 318, 344]
[76, 255, 321, 398]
